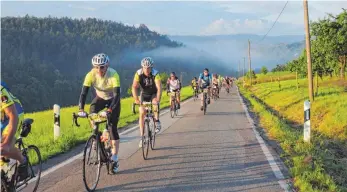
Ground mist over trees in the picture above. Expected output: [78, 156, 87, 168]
[1, 16, 232, 112]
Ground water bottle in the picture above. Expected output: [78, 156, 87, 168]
[102, 129, 110, 150]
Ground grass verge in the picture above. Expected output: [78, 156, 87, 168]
[238, 82, 347, 192]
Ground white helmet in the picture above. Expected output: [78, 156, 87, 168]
[92, 53, 110, 66]
[141, 57, 154, 68]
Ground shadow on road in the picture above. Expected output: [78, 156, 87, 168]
[98, 141, 280, 192]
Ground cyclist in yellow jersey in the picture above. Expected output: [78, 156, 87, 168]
[132, 57, 162, 148]
[1, 82, 28, 179]
[191, 77, 199, 96]
[78, 53, 121, 174]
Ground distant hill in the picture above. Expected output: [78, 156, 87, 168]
[1, 16, 231, 112]
[169, 34, 305, 70]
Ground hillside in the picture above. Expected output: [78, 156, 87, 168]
[1, 16, 231, 112]
[170, 34, 305, 70]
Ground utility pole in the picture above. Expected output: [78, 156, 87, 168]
[248, 39, 252, 85]
[180, 72, 183, 83]
[303, 0, 314, 101]
[238, 60, 240, 79]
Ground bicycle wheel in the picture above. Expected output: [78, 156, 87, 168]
[142, 120, 150, 160]
[170, 100, 175, 118]
[150, 118, 156, 150]
[1, 177, 9, 192]
[174, 102, 179, 116]
[203, 94, 207, 115]
[19, 145, 42, 192]
[82, 135, 101, 192]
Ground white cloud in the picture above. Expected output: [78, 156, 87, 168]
[68, 4, 96, 11]
[218, 1, 346, 25]
[201, 18, 275, 35]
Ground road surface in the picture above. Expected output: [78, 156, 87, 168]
[29, 86, 290, 192]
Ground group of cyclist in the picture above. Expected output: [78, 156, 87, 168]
[1, 52, 235, 181]
[191, 71, 234, 110]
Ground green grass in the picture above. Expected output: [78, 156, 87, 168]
[22, 86, 194, 162]
[238, 75, 347, 192]
[240, 71, 296, 85]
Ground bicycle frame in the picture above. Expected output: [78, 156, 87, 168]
[73, 113, 111, 163]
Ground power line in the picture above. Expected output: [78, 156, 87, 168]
[258, 1, 289, 43]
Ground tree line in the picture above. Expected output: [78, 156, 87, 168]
[285, 10, 346, 79]
[1, 15, 230, 112]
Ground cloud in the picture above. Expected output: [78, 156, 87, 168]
[68, 4, 96, 11]
[201, 18, 275, 35]
[218, 1, 346, 25]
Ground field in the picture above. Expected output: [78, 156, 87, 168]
[238, 74, 347, 192]
[22, 86, 194, 162]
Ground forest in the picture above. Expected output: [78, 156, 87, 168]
[1, 15, 230, 112]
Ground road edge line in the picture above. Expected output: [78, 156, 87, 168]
[236, 86, 290, 192]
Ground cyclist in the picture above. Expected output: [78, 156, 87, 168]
[166, 72, 181, 109]
[224, 76, 230, 91]
[198, 68, 212, 111]
[78, 53, 121, 174]
[191, 77, 198, 97]
[1, 82, 28, 180]
[132, 57, 162, 148]
[212, 74, 220, 98]
[228, 77, 233, 87]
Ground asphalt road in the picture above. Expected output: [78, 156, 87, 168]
[27, 86, 290, 192]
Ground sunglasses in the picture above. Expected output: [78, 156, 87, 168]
[94, 66, 106, 70]
[170, 75, 175, 77]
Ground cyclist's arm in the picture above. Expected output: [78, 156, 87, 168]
[2, 105, 18, 145]
[155, 74, 162, 101]
[166, 78, 170, 92]
[79, 72, 92, 110]
[132, 73, 140, 101]
[109, 72, 121, 112]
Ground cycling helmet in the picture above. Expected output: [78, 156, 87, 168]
[141, 57, 154, 68]
[92, 53, 110, 66]
[204, 68, 209, 72]
[171, 72, 176, 76]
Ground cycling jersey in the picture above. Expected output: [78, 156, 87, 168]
[134, 68, 161, 95]
[167, 78, 181, 92]
[191, 80, 198, 87]
[1, 82, 24, 136]
[199, 73, 212, 88]
[212, 78, 220, 85]
[83, 67, 120, 100]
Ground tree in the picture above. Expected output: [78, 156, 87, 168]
[245, 70, 257, 79]
[261, 66, 268, 75]
[271, 64, 287, 72]
[310, 10, 347, 79]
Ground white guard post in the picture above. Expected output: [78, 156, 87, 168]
[54, 104, 60, 140]
[304, 100, 310, 142]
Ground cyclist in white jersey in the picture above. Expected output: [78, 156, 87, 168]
[166, 72, 181, 109]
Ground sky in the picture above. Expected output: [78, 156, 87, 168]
[1, 1, 346, 36]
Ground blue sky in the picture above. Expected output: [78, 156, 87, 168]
[1, 1, 346, 36]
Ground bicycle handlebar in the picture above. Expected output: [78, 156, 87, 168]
[72, 111, 109, 127]
[72, 112, 88, 127]
[132, 102, 159, 114]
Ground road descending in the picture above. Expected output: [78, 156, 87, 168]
[31, 86, 290, 192]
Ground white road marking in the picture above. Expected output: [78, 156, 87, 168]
[236, 86, 290, 192]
